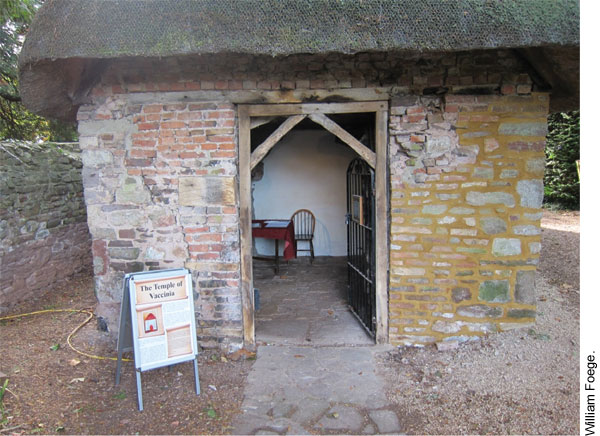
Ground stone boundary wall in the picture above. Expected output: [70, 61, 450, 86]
[0, 142, 92, 310]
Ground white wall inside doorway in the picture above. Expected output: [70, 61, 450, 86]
[252, 129, 357, 257]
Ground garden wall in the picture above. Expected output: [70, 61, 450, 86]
[0, 142, 92, 310]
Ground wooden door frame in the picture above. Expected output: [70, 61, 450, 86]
[238, 101, 389, 345]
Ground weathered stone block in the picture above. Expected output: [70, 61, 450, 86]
[498, 122, 547, 137]
[108, 209, 146, 227]
[515, 270, 536, 304]
[457, 304, 503, 318]
[492, 238, 521, 256]
[449, 207, 475, 215]
[463, 322, 497, 333]
[438, 216, 456, 224]
[179, 176, 236, 206]
[82, 149, 113, 167]
[108, 247, 140, 260]
[466, 191, 515, 207]
[484, 137, 500, 152]
[393, 267, 426, 276]
[425, 135, 454, 157]
[144, 247, 166, 261]
[500, 169, 519, 179]
[478, 280, 509, 302]
[480, 217, 507, 235]
[526, 157, 545, 175]
[432, 320, 462, 334]
[115, 176, 151, 204]
[473, 167, 494, 179]
[513, 225, 541, 236]
[507, 309, 536, 318]
[517, 180, 544, 208]
[452, 288, 471, 303]
[422, 204, 447, 215]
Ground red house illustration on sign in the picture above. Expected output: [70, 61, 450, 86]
[144, 312, 158, 333]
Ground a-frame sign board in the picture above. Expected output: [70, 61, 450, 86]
[115, 268, 200, 411]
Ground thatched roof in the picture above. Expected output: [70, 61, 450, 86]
[19, 0, 579, 120]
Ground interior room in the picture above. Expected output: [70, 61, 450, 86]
[250, 115, 376, 345]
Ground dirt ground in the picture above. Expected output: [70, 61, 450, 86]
[0, 275, 253, 435]
[0, 209, 580, 435]
[378, 209, 580, 435]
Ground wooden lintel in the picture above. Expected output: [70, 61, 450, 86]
[307, 113, 376, 169]
[250, 114, 306, 170]
[247, 101, 387, 117]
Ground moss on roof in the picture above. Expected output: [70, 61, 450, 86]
[20, 0, 579, 65]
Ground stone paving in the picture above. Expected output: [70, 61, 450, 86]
[232, 257, 403, 435]
[253, 257, 373, 346]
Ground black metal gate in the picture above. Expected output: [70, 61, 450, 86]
[346, 158, 376, 337]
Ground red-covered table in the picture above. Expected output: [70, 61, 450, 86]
[252, 219, 296, 273]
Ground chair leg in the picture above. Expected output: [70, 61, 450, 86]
[310, 240, 314, 263]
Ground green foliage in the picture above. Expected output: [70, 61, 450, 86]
[0, 378, 9, 426]
[0, 0, 78, 141]
[544, 111, 580, 210]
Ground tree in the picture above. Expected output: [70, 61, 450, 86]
[0, 0, 77, 141]
[544, 111, 580, 210]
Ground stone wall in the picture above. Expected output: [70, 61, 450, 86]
[388, 93, 547, 345]
[79, 48, 547, 348]
[78, 101, 242, 349]
[0, 142, 92, 310]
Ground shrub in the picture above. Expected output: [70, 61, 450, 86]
[544, 111, 580, 210]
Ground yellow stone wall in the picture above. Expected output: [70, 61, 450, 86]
[388, 93, 549, 346]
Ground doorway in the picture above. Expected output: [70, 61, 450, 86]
[238, 102, 389, 345]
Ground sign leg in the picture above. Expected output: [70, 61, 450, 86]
[136, 370, 144, 411]
[116, 349, 123, 386]
[193, 358, 201, 396]
[116, 278, 131, 386]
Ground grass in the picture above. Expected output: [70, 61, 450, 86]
[0, 379, 10, 427]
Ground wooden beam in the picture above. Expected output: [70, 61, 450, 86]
[238, 105, 255, 346]
[374, 108, 389, 345]
[247, 101, 387, 117]
[250, 114, 306, 170]
[250, 116, 276, 129]
[308, 113, 376, 169]
[128, 88, 397, 107]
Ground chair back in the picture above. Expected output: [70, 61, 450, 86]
[291, 209, 315, 239]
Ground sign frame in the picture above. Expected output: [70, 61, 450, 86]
[115, 268, 200, 411]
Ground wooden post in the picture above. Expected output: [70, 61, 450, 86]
[375, 108, 389, 344]
[238, 105, 255, 346]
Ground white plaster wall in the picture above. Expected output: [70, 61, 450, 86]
[252, 129, 357, 257]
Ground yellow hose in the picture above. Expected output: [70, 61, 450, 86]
[0, 308, 132, 362]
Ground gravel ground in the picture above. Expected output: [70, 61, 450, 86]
[377, 210, 580, 435]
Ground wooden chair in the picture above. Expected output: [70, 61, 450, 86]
[291, 209, 315, 262]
